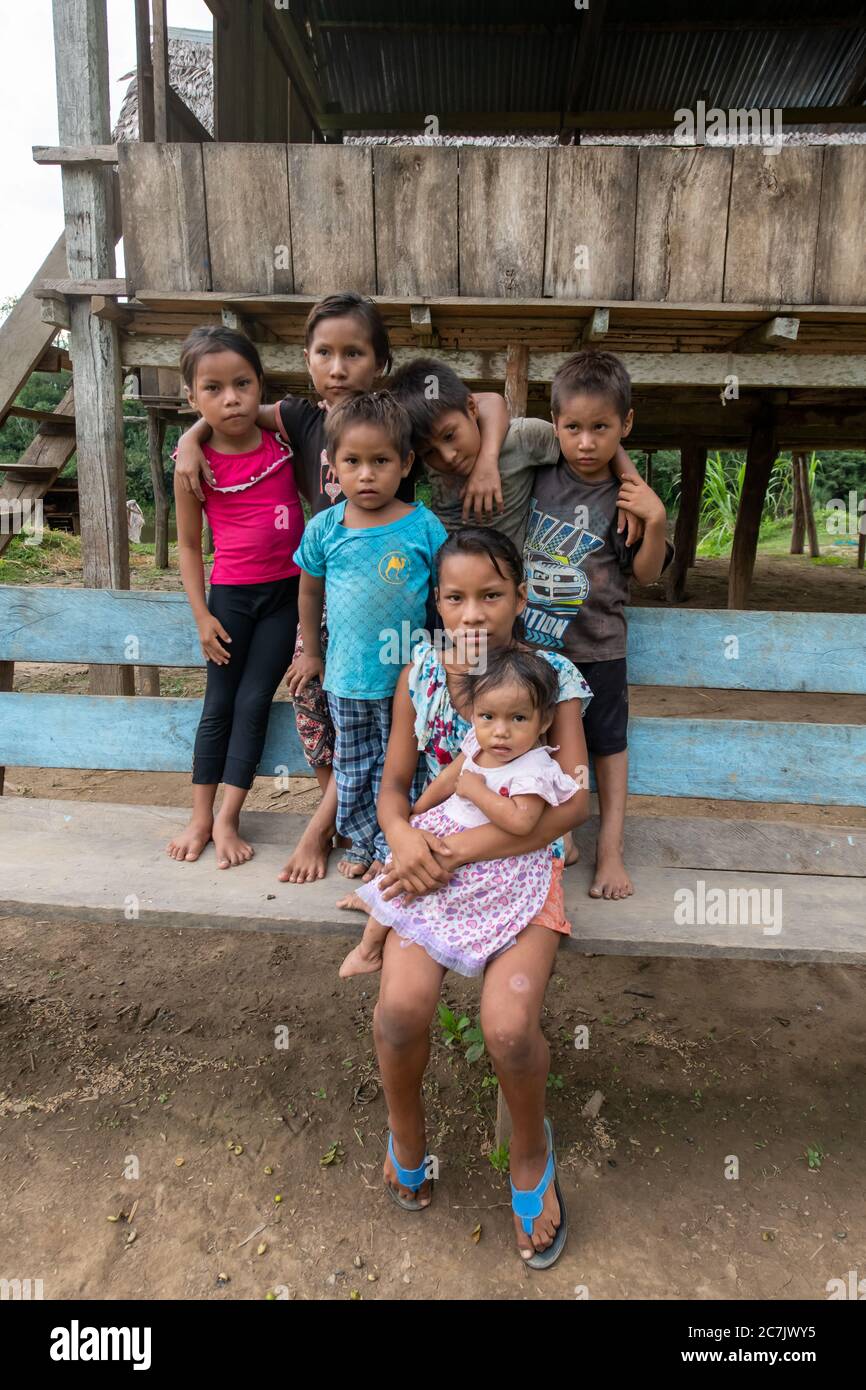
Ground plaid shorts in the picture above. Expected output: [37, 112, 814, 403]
[292, 621, 335, 768]
[326, 693, 392, 866]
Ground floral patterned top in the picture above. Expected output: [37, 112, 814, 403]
[407, 643, 592, 860]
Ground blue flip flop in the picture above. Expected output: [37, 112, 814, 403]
[510, 1117, 568, 1270]
[386, 1132, 434, 1212]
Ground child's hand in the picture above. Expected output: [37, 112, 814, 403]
[175, 439, 215, 504]
[616, 506, 644, 547]
[616, 476, 666, 530]
[285, 653, 324, 696]
[197, 615, 232, 665]
[460, 456, 504, 522]
[456, 768, 487, 803]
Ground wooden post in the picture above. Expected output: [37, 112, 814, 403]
[134, 0, 155, 142]
[858, 528, 865, 571]
[728, 406, 777, 610]
[0, 661, 13, 795]
[644, 451, 654, 490]
[790, 454, 805, 554]
[799, 454, 821, 558]
[52, 0, 133, 696]
[146, 410, 169, 569]
[137, 666, 161, 696]
[152, 0, 170, 143]
[666, 445, 707, 603]
[504, 343, 529, 420]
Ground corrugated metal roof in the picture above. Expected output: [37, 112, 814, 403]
[304, 1, 866, 124]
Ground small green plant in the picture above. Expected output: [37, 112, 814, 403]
[546, 1073, 564, 1091]
[488, 1141, 510, 1173]
[437, 1003, 486, 1063]
[805, 1143, 824, 1171]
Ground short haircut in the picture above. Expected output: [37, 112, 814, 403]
[324, 390, 413, 461]
[462, 646, 559, 720]
[304, 293, 393, 374]
[388, 357, 472, 446]
[180, 326, 264, 391]
[551, 350, 632, 419]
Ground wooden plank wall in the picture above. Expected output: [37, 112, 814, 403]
[119, 144, 866, 304]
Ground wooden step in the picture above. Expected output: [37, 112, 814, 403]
[0, 800, 863, 964]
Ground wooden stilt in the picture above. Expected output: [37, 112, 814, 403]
[133, 0, 155, 142]
[790, 453, 805, 554]
[799, 454, 821, 558]
[52, 0, 133, 696]
[858, 528, 866, 571]
[152, 0, 170, 144]
[645, 450, 654, 490]
[147, 410, 169, 569]
[504, 343, 529, 420]
[136, 666, 161, 696]
[728, 406, 777, 610]
[666, 445, 707, 603]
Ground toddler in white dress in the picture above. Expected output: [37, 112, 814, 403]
[343, 648, 580, 978]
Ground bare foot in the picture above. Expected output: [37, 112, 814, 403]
[339, 939, 384, 978]
[336, 891, 368, 913]
[510, 1139, 561, 1260]
[563, 831, 580, 868]
[338, 857, 367, 879]
[589, 843, 634, 900]
[361, 858, 384, 883]
[212, 817, 254, 870]
[279, 827, 331, 884]
[383, 1127, 432, 1208]
[166, 817, 213, 862]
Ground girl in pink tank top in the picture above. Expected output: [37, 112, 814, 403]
[167, 328, 303, 870]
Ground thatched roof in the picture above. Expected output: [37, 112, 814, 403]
[114, 30, 214, 142]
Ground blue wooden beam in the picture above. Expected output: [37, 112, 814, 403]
[2, 694, 864, 805]
[2, 587, 866, 696]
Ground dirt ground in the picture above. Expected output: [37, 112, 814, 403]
[1, 551, 864, 1300]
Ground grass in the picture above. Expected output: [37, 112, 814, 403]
[0, 532, 185, 589]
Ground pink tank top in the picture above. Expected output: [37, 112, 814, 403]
[202, 431, 304, 585]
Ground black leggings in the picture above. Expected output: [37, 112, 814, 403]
[193, 576, 299, 790]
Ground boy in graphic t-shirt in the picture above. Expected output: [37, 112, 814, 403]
[522, 351, 672, 901]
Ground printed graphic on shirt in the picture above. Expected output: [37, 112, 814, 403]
[523, 501, 604, 651]
[378, 550, 411, 584]
[320, 449, 344, 504]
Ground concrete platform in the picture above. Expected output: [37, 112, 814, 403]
[1, 798, 864, 964]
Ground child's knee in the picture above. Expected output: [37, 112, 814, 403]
[481, 1002, 536, 1068]
[374, 994, 430, 1051]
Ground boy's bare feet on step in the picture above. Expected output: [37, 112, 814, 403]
[279, 826, 331, 883]
[338, 857, 367, 879]
[510, 1137, 561, 1260]
[213, 815, 254, 869]
[589, 842, 634, 899]
[166, 818, 213, 862]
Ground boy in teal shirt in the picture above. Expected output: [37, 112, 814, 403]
[293, 392, 446, 878]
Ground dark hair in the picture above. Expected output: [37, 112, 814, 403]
[388, 357, 472, 447]
[305, 293, 393, 374]
[324, 390, 413, 461]
[463, 647, 559, 722]
[551, 349, 632, 419]
[180, 326, 264, 391]
[435, 527, 526, 640]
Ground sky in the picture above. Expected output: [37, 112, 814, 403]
[0, 0, 213, 302]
